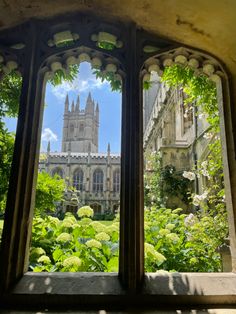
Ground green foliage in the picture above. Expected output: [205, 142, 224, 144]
[49, 65, 79, 86]
[97, 41, 115, 51]
[144, 206, 228, 272]
[0, 70, 22, 118]
[144, 152, 191, 208]
[93, 69, 121, 92]
[30, 205, 227, 273]
[0, 128, 15, 213]
[161, 63, 225, 212]
[143, 81, 152, 90]
[30, 212, 119, 272]
[162, 64, 218, 132]
[35, 172, 65, 216]
[0, 66, 78, 214]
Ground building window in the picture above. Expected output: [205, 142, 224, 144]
[181, 91, 194, 134]
[51, 167, 63, 178]
[73, 169, 84, 191]
[93, 169, 103, 193]
[113, 169, 120, 193]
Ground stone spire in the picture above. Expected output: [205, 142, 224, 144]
[87, 91, 92, 103]
[85, 92, 94, 114]
[95, 102, 99, 121]
[107, 142, 110, 155]
[47, 141, 50, 154]
[75, 95, 80, 112]
[71, 100, 75, 112]
[64, 94, 69, 113]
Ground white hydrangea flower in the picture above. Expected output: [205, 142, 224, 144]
[192, 191, 208, 206]
[198, 113, 204, 120]
[79, 217, 92, 225]
[77, 206, 94, 218]
[184, 213, 195, 226]
[106, 224, 119, 234]
[183, 171, 196, 181]
[200, 161, 210, 178]
[90, 221, 105, 233]
[86, 239, 102, 249]
[159, 228, 171, 236]
[63, 256, 82, 268]
[37, 255, 51, 264]
[166, 233, 180, 242]
[203, 132, 213, 140]
[48, 216, 60, 225]
[95, 232, 110, 241]
[61, 219, 74, 229]
[56, 232, 72, 242]
[166, 223, 175, 230]
[30, 247, 46, 257]
[145, 243, 166, 263]
[192, 195, 201, 206]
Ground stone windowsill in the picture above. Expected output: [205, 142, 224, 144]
[2, 272, 236, 307]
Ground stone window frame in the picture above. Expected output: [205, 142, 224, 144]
[90, 202, 102, 214]
[113, 168, 120, 193]
[92, 168, 104, 193]
[0, 13, 236, 308]
[73, 168, 84, 191]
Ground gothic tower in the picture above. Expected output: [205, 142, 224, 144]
[61, 92, 99, 153]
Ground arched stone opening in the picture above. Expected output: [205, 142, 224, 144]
[0, 12, 235, 299]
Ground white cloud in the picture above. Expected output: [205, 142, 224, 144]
[42, 128, 58, 142]
[51, 74, 108, 102]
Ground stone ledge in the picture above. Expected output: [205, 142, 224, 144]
[2, 272, 236, 308]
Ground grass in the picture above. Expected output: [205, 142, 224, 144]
[100, 220, 114, 226]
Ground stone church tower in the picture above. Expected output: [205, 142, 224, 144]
[62, 92, 99, 153]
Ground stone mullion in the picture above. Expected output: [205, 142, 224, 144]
[119, 24, 144, 292]
[0, 23, 45, 291]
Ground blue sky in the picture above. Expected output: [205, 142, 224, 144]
[5, 62, 122, 153]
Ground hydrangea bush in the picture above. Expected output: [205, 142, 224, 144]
[30, 205, 227, 272]
[30, 207, 120, 272]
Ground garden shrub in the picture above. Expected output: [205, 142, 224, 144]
[30, 205, 227, 273]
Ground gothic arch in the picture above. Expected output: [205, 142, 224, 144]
[51, 167, 64, 178]
[1, 12, 236, 300]
[90, 202, 102, 215]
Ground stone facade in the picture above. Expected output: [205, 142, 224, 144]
[39, 93, 120, 214]
[143, 75, 212, 208]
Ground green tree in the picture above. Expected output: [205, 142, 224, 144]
[35, 171, 65, 216]
[0, 70, 22, 213]
[0, 127, 15, 213]
[0, 66, 78, 214]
